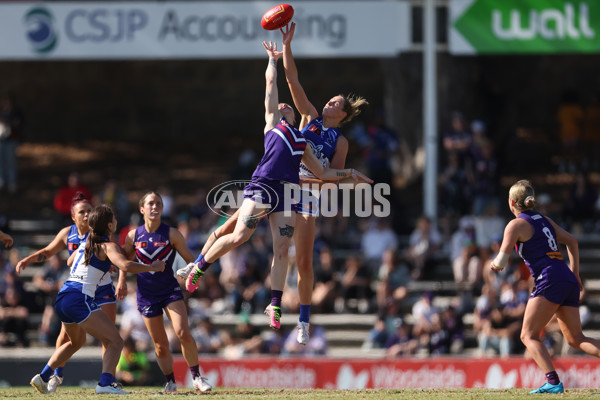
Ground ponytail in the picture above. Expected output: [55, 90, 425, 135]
[84, 205, 114, 264]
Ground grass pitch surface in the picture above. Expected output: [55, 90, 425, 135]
[2, 387, 600, 399]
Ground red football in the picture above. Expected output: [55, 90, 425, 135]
[261, 4, 294, 31]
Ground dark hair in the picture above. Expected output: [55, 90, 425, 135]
[139, 191, 163, 208]
[70, 192, 90, 215]
[83, 205, 113, 265]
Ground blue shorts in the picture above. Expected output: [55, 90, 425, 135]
[297, 186, 320, 217]
[94, 283, 116, 306]
[530, 278, 580, 307]
[55, 290, 99, 324]
[137, 289, 184, 318]
[243, 178, 299, 214]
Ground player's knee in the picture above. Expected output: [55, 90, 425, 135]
[231, 231, 251, 246]
[565, 333, 584, 349]
[154, 341, 170, 358]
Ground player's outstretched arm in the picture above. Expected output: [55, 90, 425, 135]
[281, 23, 318, 126]
[301, 149, 373, 183]
[263, 40, 282, 133]
[104, 242, 165, 274]
[15, 227, 69, 274]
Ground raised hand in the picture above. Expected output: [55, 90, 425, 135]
[262, 41, 282, 60]
[281, 22, 296, 45]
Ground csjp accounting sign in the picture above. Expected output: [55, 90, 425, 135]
[449, 0, 600, 54]
[0, 1, 410, 60]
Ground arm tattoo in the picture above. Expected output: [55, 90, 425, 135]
[37, 254, 47, 262]
[242, 216, 259, 230]
[269, 58, 277, 67]
[279, 224, 294, 238]
[336, 171, 347, 177]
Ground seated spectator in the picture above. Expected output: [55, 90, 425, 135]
[190, 315, 224, 354]
[441, 304, 465, 355]
[360, 217, 398, 272]
[405, 216, 443, 280]
[311, 246, 340, 313]
[450, 216, 480, 285]
[33, 255, 67, 345]
[375, 249, 410, 315]
[385, 318, 418, 358]
[0, 286, 29, 347]
[283, 324, 327, 356]
[116, 336, 150, 386]
[53, 172, 92, 223]
[335, 255, 372, 313]
[221, 313, 265, 359]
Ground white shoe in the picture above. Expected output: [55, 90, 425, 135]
[164, 381, 177, 393]
[95, 382, 130, 394]
[176, 262, 196, 279]
[30, 374, 49, 394]
[193, 376, 212, 392]
[47, 375, 63, 393]
[297, 321, 310, 345]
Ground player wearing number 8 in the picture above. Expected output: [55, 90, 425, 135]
[491, 179, 600, 394]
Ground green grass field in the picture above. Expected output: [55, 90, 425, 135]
[2, 387, 600, 400]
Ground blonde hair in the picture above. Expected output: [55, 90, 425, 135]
[340, 94, 369, 126]
[509, 179, 536, 210]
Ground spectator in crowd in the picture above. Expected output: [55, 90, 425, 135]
[405, 216, 443, 280]
[0, 286, 29, 347]
[335, 255, 372, 313]
[441, 304, 465, 355]
[583, 92, 600, 171]
[53, 172, 92, 221]
[438, 151, 471, 216]
[0, 93, 24, 194]
[221, 313, 265, 359]
[33, 255, 68, 346]
[116, 336, 150, 386]
[363, 109, 399, 187]
[98, 179, 130, 228]
[470, 138, 499, 216]
[375, 248, 410, 316]
[0, 230, 13, 248]
[443, 111, 472, 169]
[563, 172, 597, 234]
[385, 317, 418, 358]
[450, 216, 480, 285]
[474, 202, 505, 272]
[311, 246, 340, 313]
[360, 217, 398, 271]
[190, 315, 223, 354]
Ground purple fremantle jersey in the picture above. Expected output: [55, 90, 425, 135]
[134, 223, 178, 301]
[251, 117, 306, 184]
[299, 116, 342, 179]
[67, 224, 88, 255]
[516, 210, 577, 283]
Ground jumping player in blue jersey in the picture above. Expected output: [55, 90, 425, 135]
[16, 193, 123, 393]
[29, 205, 165, 395]
[185, 40, 371, 331]
[491, 179, 600, 394]
[122, 191, 212, 393]
[279, 22, 369, 344]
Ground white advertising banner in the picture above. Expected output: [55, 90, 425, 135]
[0, 1, 411, 60]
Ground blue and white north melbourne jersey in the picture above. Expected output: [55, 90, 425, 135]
[66, 224, 88, 255]
[67, 225, 112, 287]
[134, 223, 178, 300]
[60, 244, 112, 297]
[252, 117, 307, 184]
[299, 116, 342, 179]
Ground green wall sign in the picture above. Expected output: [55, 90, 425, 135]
[450, 0, 600, 54]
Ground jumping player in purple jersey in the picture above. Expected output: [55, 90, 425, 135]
[491, 179, 600, 394]
[29, 205, 164, 395]
[122, 192, 211, 393]
[16, 193, 123, 393]
[184, 40, 371, 332]
[279, 22, 369, 344]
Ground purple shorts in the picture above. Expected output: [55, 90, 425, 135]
[137, 289, 184, 318]
[243, 178, 299, 214]
[530, 277, 580, 307]
[94, 283, 116, 306]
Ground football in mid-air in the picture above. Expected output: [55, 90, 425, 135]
[261, 4, 294, 30]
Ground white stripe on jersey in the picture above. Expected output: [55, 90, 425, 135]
[68, 247, 109, 297]
[272, 127, 306, 156]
